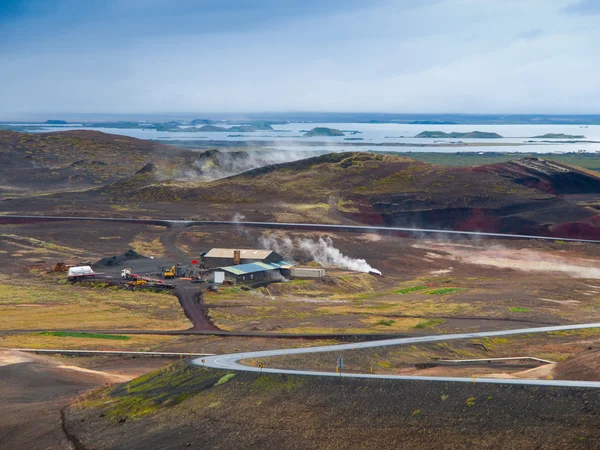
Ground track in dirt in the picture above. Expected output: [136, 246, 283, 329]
[159, 224, 220, 331]
[175, 285, 220, 332]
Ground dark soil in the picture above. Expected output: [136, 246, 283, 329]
[0, 350, 116, 450]
[64, 363, 600, 450]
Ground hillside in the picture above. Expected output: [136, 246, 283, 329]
[64, 362, 600, 449]
[3, 130, 600, 238]
[116, 152, 600, 237]
[0, 130, 196, 193]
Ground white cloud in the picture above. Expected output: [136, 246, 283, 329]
[1, 0, 598, 116]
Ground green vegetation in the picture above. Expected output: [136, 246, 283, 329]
[216, 373, 236, 385]
[0, 279, 190, 331]
[374, 319, 395, 327]
[394, 285, 428, 294]
[428, 288, 463, 295]
[466, 397, 476, 407]
[509, 307, 529, 313]
[413, 319, 444, 329]
[79, 364, 223, 420]
[38, 331, 130, 340]
[370, 150, 600, 172]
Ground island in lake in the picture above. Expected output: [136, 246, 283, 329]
[303, 127, 345, 137]
[531, 133, 586, 139]
[415, 130, 503, 139]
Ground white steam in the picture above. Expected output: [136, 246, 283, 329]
[191, 148, 329, 181]
[260, 233, 381, 274]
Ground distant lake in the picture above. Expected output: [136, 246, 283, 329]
[8, 122, 600, 154]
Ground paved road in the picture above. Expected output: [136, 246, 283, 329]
[2, 215, 600, 243]
[193, 322, 600, 388]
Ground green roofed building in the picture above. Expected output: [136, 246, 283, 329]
[220, 261, 295, 283]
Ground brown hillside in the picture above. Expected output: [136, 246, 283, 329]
[118, 152, 600, 237]
[0, 130, 194, 193]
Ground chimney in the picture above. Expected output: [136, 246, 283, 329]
[233, 249, 241, 265]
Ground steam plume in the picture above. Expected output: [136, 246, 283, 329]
[260, 233, 381, 274]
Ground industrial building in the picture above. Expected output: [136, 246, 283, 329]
[201, 248, 284, 268]
[220, 260, 295, 284]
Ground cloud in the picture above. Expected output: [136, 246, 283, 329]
[562, 0, 600, 14]
[0, 0, 599, 117]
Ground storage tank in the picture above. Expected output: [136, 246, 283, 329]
[67, 266, 96, 280]
[290, 268, 325, 278]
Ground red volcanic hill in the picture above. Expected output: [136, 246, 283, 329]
[114, 152, 600, 239]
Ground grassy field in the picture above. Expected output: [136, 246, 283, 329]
[203, 274, 476, 333]
[0, 333, 178, 351]
[0, 277, 190, 331]
[372, 151, 600, 171]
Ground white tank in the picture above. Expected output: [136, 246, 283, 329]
[67, 266, 95, 278]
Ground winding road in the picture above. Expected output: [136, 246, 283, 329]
[194, 322, 600, 388]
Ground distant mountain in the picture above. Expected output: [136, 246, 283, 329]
[415, 131, 503, 139]
[197, 125, 229, 132]
[303, 127, 345, 137]
[197, 123, 274, 132]
[410, 120, 457, 125]
[190, 119, 215, 125]
[44, 120, 68, 124]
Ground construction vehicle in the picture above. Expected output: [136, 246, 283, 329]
[52, 262, 70, 273]
[163, 266, 176, 279]
[121, 268, 138, 280]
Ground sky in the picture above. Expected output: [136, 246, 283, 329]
[0, 0, 599, 118]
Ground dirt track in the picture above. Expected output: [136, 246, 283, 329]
[174, 285, 220, 331]
[159, 224, 220, 331]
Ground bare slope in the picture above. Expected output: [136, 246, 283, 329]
[0, 130, 194, 193]
[65, 362, 600, 450]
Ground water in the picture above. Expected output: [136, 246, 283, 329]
[8, 122, 600, 153]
